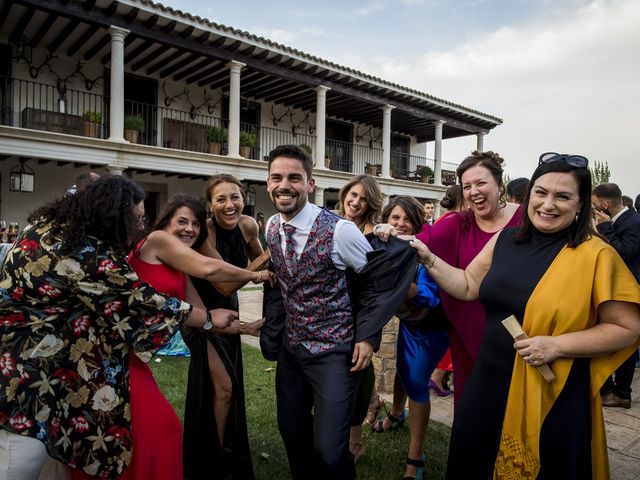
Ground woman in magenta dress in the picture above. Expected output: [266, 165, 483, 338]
[82, 195, 266, 480]
[416, 151, 521, 401]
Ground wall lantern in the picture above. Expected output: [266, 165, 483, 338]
[10, 159, 35, 193]
[246, 185, 256, 206]
[13, 36, 32, 64]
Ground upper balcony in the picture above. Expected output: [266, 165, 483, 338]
[0, 76, 459, 185]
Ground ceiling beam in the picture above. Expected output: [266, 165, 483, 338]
[197, 69, 229, 88]
[146, 50, 184, 75]
[173, 57, 212, 82]
[124, 38, 154, 63]
[265, 84, 311, 103]
[9, 6, 36, 45]
[47, 18, 80, 52]
[67, 25, 100, 56]
[0, 2, 13, 32]
[30, 14, 57, 48]
[131, 44, 164, 71]
[160, 52, 200, 78]
[185, 62, 224, 84]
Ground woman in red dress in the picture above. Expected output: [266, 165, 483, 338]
[73, 194, 268, 480]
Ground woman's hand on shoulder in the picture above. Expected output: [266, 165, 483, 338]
[372, 223, 397, 241]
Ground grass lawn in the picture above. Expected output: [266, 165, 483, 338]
[151, 345, 450, 479]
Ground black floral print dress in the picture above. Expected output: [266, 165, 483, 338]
[0, 222, 192, 477]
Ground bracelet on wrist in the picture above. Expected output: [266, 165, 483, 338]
[238, 320, 246, 335]
[424, 255, 436, 270]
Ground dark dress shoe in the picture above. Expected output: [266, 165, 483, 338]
[602, 392, 631, 409]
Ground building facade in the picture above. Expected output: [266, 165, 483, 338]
[0, 0, 501, 226]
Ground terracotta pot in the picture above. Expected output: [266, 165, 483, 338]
[324, 157, 331, 168]
[124, 129, 139, 144]
[83, 121, 100, 138]
[208, 142, 222, 155]
[365, 165, 378, 175]
[239, 146, 252, 158]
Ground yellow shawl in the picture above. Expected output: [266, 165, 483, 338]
[494, 237, 640, 480]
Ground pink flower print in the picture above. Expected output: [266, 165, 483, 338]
[9, 414, 33, 432]
[0, 352, 16, 376]
[103, 301, 123, 317]
[70, 416, 90, 433]
[72, 315, 91, 336]
[37, 283, 62, 299]
[97, 258, 116, 273]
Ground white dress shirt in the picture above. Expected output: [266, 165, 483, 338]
[266, 202, 372, 273]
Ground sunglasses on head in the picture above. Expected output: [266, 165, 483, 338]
[538, 152, 589, 168]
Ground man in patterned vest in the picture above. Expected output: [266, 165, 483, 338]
[265, 144, 374, 480]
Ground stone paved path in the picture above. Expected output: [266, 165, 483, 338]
[238, 288, 640, 479]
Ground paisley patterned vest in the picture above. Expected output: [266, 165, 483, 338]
[267, 209, 353, 354]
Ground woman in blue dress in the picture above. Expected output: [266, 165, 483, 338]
[373, 196, 449, 480]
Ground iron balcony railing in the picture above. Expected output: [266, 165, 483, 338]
[0, 76, 456, 183]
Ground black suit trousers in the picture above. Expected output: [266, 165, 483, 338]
[276, 343, 358, 480]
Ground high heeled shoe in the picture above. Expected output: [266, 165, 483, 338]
[371, 410, 407, 433]
[363, 394, 387, 425]
[428, 379, 451, 397]
[403, 454, 425, 480]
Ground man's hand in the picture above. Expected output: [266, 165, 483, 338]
[593, 209, 611, 225]
[351, 341, 374, 372]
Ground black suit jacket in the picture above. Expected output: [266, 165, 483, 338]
[260, 236, 416, 360]
[596, 208, 640, 282]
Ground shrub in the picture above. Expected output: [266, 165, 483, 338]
[299, 143, 312, 154]
[124, 114, 145, 132]
[417, 165, 434, 178]
[239, 131, 257, 147]
[206, 126, 228, 144]
[83, 111, 102, 124]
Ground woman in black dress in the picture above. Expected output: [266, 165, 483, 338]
[182, 174, 266, 480]
[410, 155, 640, 479]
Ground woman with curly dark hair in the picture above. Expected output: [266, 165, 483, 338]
[0, 176, 257, 479]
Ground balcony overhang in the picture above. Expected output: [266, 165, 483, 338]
[3, 0, 500, 142]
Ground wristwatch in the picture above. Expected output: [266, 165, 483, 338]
[203, 310, 213, 330]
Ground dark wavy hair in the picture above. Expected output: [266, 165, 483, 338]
[267, 144, 314, 179]
[382, 196, 424, 235]
[28, 175, 145, 255]
[152, 194, 208, 250]
[336, 174, 383, 226]
[440, 184, 464, 211]
[515, 160, 593, 247]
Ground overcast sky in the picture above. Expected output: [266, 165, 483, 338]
[164, 0, 639, 196]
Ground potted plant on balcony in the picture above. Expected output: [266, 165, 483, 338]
[299, 143, 312, 155]
[365, 163, 379, 176]
[206, 126, 228, 155]
[324, 146, 332, 168]
[83, 111, 102, 138]
[417, 165, 434, 183]
[124, 114, 145, 144]
[239, 131, 256, 158]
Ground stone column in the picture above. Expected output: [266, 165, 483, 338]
[314, 186, 325, 207]
[314, 86, 330, 169]
[381, 104, 395, 179]
[476, 132, 485, 152]
[433, 119, 445, 186]
[107, 26, 129, 143]
[227, 60, 246, 157]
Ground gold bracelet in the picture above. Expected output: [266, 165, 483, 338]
[424, 255, 436, 270]
[239, 321, 246, 335]
[255, 270, 262, 283]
